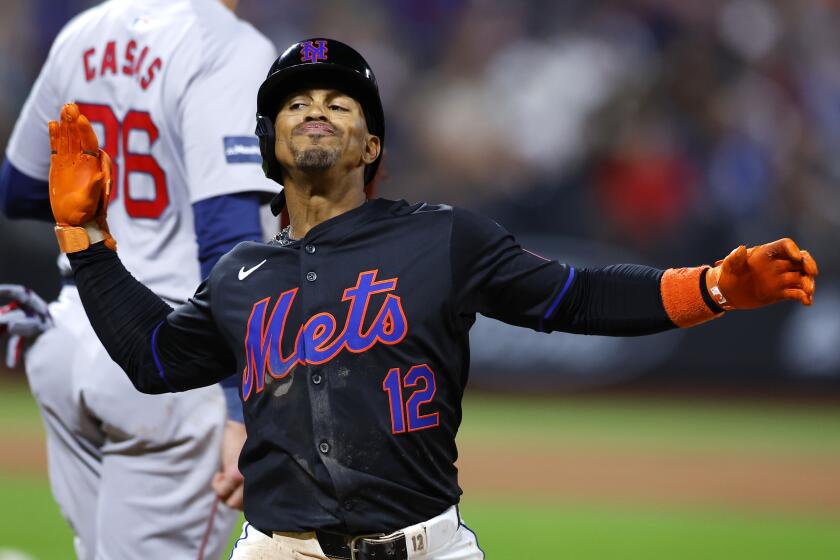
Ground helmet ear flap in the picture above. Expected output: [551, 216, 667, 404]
[255, 113, 283, 183]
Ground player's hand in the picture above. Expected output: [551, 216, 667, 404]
[49, 103, 116, 251]
[211, 420, 246, 510]
[0, 285, 52, 368]
[707, 238, 819, 310]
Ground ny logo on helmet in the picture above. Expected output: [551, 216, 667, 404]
[300, 40, 328, 63]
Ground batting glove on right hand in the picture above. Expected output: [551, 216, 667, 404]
[0, 285, 53, 368]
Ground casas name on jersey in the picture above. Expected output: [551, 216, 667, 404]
[82, 39, 162, 90]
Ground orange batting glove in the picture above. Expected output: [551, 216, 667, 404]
[706, 238, 818, 310]
[49, 103, 116, 253]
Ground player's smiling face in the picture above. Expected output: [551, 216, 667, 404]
[273, 88, 380, 181]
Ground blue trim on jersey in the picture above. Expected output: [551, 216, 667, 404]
[543, 266, 575, 322]
[228, 522, 251, 559]
[223, 136, 261, 163]
[151, 321, 177, 392]
[0, 158, 53, 221]
[193, 192, 264, 279]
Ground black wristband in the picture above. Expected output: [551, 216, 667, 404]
[699, 267, 726, 314]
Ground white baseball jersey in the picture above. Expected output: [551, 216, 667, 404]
[6, 0, 278, 303]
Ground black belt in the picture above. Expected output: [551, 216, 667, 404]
[253, 527, 408, 560]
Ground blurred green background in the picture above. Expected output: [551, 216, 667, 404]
[2, 380, 838, 559]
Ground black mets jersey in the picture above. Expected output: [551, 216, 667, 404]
[69, 197, 676, 534]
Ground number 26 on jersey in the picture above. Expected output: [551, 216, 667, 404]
[76, 103, 169, 219]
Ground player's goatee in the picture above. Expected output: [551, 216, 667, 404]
[293, 145, 338, 171]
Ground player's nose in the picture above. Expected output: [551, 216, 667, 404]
[303, 102, 329, 121]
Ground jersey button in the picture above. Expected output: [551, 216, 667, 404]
[343, 500, 355, 511]
[305, 244, 316, 254]
[319, 441, 330, 454]
[306, 271, 317, 282]
[312, 373, 322, 385]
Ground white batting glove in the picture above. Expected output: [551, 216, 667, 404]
[0, 285, 53, 368]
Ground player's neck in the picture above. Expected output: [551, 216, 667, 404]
[283, 178, 366, 239]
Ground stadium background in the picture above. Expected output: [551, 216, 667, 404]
[1, 0, 838, 557]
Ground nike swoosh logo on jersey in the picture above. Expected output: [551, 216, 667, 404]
[238, 260, 267, 281]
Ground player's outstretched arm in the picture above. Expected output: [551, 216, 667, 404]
[453, 208, 818, 336]
[49, 103, 236, 393]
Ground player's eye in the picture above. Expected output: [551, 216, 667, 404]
[289, 101, 307, 110]
[329, 104, 348, 112]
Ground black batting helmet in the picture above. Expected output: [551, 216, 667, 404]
[255, 38, 385, 186]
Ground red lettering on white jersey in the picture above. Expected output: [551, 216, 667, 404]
[101, 40, 117, 75]
[123, 40, 137, 76]
[81, 40, 162, 89]
[140, 58, 162, 90]
[83, 48, 96, 81]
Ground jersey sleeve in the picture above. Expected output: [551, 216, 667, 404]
[68, 243, 236, 393]
[5, 39, 62, 180]
[451, 207, 573, 332]
[178, 29, 277, 203]
[155, 277, 237, 390]
[450, 207, 677, 336]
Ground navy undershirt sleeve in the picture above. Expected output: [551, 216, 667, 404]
[193, 192, 263, 279]
[0, 158, 53, 221]
[192, 192, 263, 423]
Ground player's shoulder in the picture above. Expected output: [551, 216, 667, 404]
[371, 198, 454, 219]
[373, 198, 494, 228]
[189, 0, 275, 63]
[205, 240, 271, 284]
[49, 0, 115, 52]
[213, 240, 268, 269]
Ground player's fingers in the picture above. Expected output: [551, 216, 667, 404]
[49, 121, 58, 154]
[99, 151, 112, 205]
[77, 114, 100, 154]
[68, 113, 82, 156]
[225, 484, 244, 511]
[772, 238, 802, 263]
[61, 103, 80, 123]
[211, 472, 237, 500]
[802, 275, 816, 298]
[781, 288, 810, 306]
[0, 284, 27, 300]
[777, 272, 805, 289]
[5, 337, 18, 369]
[801, 250, 819, 277]
[58, 112, 70, 155]
[0, 308, 27, 328]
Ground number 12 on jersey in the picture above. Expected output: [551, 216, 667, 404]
[382, 364, 440, 434]
[76, 102, 169, 219]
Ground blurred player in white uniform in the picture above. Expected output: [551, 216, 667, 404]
[0, 0, 277, 558]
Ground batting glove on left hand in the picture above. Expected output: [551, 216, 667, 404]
[707, 238, 819, 310]
[0, 285, 53, 368]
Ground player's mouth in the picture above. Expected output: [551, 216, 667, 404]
[295, 122, 336, 136]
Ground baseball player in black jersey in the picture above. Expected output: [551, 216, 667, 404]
[47, 38, 818, 560]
